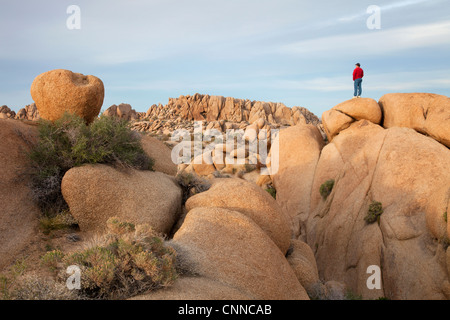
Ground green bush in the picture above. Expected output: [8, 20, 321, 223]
[244, 163, 257, 173]
[39, 210, 78, 235]
[27, 113, 154, 215]
[345, 290, 363, 300]
[365, 201, 384, 224]
[319, 179, 335, 200]
[265, 186, 276, 199]
[41, 217, 177, 300]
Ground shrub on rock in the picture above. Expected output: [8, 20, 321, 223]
[41, 217, 177, 300]
[319, 180, 335, 201]
[27, 113, 153, 215]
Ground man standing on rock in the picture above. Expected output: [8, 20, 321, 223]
[353, 63, 364, 98]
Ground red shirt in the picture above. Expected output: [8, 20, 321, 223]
[353, 67, 364, 81]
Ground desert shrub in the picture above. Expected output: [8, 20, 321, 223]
[307, 282, 328, 300]
[12, 273, 75, 300]
[0, 258, 28, 300]
[39, 210, 78, 235]
[319, 179, 335, 200]
[306, 281, 346, 300]
[365, 201, 384, 224]
[442, 237, 450, 250]
[444, 211, 448, 223]
[41, 250, 65, 273]
[27, 113, 154, 215]
[0, 275, 11, 300]
[244, 163, 257, 173]
[40, 217, 177, 300]
[159, 133, 171, 142]
[345, 290, 363, 300]
[265, 186, 277, 199]
[176, 172, 211, 204]
[212, 171, 232, 179]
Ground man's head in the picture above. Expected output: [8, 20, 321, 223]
[355, 63, 361, 67]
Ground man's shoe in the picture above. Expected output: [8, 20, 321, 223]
[352, 96, 357, 99]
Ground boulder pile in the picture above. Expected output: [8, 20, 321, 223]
[1, 72, 449, 301]
[103, 93, 322, 136]
[0, 103, 40, 121]
[0, 105, 16, 119]
[272, 93, 450, 299]
[15, 103, 40, 121]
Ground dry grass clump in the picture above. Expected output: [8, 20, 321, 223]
[12, 273, 76, 300]
[176, 171, 211, 204]
[40, 217, 177, 300]
[39, 210, 78, 235]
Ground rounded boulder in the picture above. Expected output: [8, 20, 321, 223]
[31, 69, 104, 123]
[61, 164, 182, 235]
[185, 178, 291, 254]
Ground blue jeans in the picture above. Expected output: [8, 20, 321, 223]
[354, 78, 362, 96]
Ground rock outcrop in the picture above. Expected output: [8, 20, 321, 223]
[270, 124, 324, 237]
[15, 103, 40, 121]
[174, 119, 277, 177]
[185, 178, 291, 254]
[144, 93, 320, 127]
[0, 119, 40, 270]
[131, 276, 253, 300]
[172, 207, 309, 300]
[379, 93, 450, 148]
[304, 120, 450, 299]
[271, 93, 450, 299]
[286, 239, 320, 293]
[103, 103, 145, 121]
[30, 69, 104, 123]
[322, 98, 382, 141]
[61, 164, 182, 235]
[2, 87, 449, 301]
[0, 105, 16, 119]
[140, 135, 178, 176]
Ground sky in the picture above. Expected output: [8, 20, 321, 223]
[0, 0, 449, 117]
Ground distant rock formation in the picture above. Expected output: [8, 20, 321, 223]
[145, 93, 320, 126]
[15, 103, 40, 121]
[102, 103, 146, 121]
[115, 93, 321, 135]
[0, 103, 41, 121]
[0, 105, 16, 119]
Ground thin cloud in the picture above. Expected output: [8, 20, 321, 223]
[338, 0, 433, 22]
[271, 70, 450, 92]
[280, 20, 450, 56]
